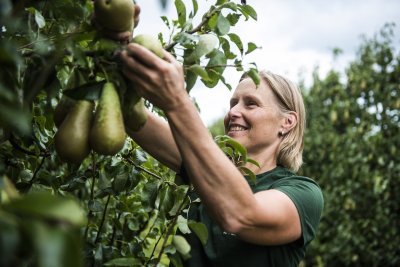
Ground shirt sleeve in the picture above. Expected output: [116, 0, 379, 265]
[272, 177, 324, 245]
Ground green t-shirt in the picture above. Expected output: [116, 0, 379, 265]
[181, 165, 324, 267]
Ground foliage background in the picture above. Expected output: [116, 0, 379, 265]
[209, 23, 400, 267]
[1, 0, 399, 267]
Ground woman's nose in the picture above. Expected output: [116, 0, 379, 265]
[228, 104, 242, 118]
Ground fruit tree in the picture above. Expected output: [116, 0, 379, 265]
[0, 1, 260, 266]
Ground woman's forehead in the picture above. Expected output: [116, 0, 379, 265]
[233, 78, 270, 96]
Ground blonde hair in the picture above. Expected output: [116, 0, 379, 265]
[242, 71, 306, 172]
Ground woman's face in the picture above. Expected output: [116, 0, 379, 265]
[223, 78, 284, 156]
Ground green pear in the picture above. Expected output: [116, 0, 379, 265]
[90, 82, 126, 155]
[94, 0, 135, 32]
[132, 34, 164, 58]
[122, 87, 147, 132]
[55, 100, 94, 164]
[53, 96, 76, 128]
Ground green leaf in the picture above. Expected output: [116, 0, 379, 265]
[158, 185, 175, 215]
[246, 68, 260, 86]
[0, 212, 19, 266]
[175, 0, 187, 28]
[63, 81, 105, 101]
[32, 221, 83, 267]
[0, 0, 11, 17]
[141, 181, 159, 210]
[104, 257, 142, 266]
[226, 13, 240, 26]
[240, 166, 257, 185]
[216, 14, 230, 35]
[185, 69, 198, 92]
[177, 215, 190, 234]
[225, 137, 247, 158]
[228, 33, 244, 55]
[246, 158, 261, 168]
[4, 192, 86, 226]
[88, 199, 103, 212]
[173, 32, 198, 46]
[0, 176, 20, 202]
[188, 220, 208, 246]
[0, 103, 31, 136]
[34, 10, 46, 29]
[188, 64, 210, 81]
[112, 173, 129, 193]
[203, 49, 227, 88]
[246, 42, 258, 54]
[191, 0, 198, 17]
[207, 13, 218, 30]
[186, 34, 219, 63]
[216, 0, 228, 5]
[161, 16, 170, 29]
[239, 4, 258, 20]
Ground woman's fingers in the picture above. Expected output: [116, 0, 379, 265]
[125, 43, 166, 69]
[120, 50, 155, 84]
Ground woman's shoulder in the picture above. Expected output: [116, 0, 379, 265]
[252, 166, 322, 197]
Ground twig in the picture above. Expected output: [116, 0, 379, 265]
[109, 212, 122, 247]
[9, 137, 37, 156]
[123, 156, 163, 181]
[152, 191, 190, 265]
[84, 153, 97, 240]
[94, 193, 112, 244]
[28, 156, 46, 185]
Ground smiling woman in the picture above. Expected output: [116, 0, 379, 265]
[223, 71, 305, 173]
[94, 2, 324, 265]
[120, 39, 324, 265]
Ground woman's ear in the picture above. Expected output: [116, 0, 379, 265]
[281, 111, 298, 134]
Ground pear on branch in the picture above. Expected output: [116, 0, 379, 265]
[90, 82, 126, 155]
[94, 0, 135, 32]
[122, 85, 148, 132]
[132, 34, 164, 58]
[53, 96, 76, 128]
[55, 100, 94, 164]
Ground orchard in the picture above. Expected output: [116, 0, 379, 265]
[0, 0, 259, 266]
[1, 0, 399, 266]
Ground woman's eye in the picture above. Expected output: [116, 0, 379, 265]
[230, 101, 238, 108]
[247, 101, 257, 107]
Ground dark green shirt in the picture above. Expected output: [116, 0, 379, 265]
[182, 166, 324, 267]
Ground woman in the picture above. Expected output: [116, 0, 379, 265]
[97, 4, 324, 266]
[119, 41, 324, 266]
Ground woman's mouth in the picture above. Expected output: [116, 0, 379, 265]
[227, 124, 249, 135]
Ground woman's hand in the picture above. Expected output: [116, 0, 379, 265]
[92, 4, 141, 44]
[119, 43, 188, 112]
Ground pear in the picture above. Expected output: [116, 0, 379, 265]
[90, 82, 126, 155]
[132, 34, 164, 58]
[122, 87, 148, 132]
[55, 100, 94, 164]
[53, 96, 76, 128]
[94, 0, 135, 32]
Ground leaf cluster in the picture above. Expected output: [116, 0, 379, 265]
[0, 1, 261, 266]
